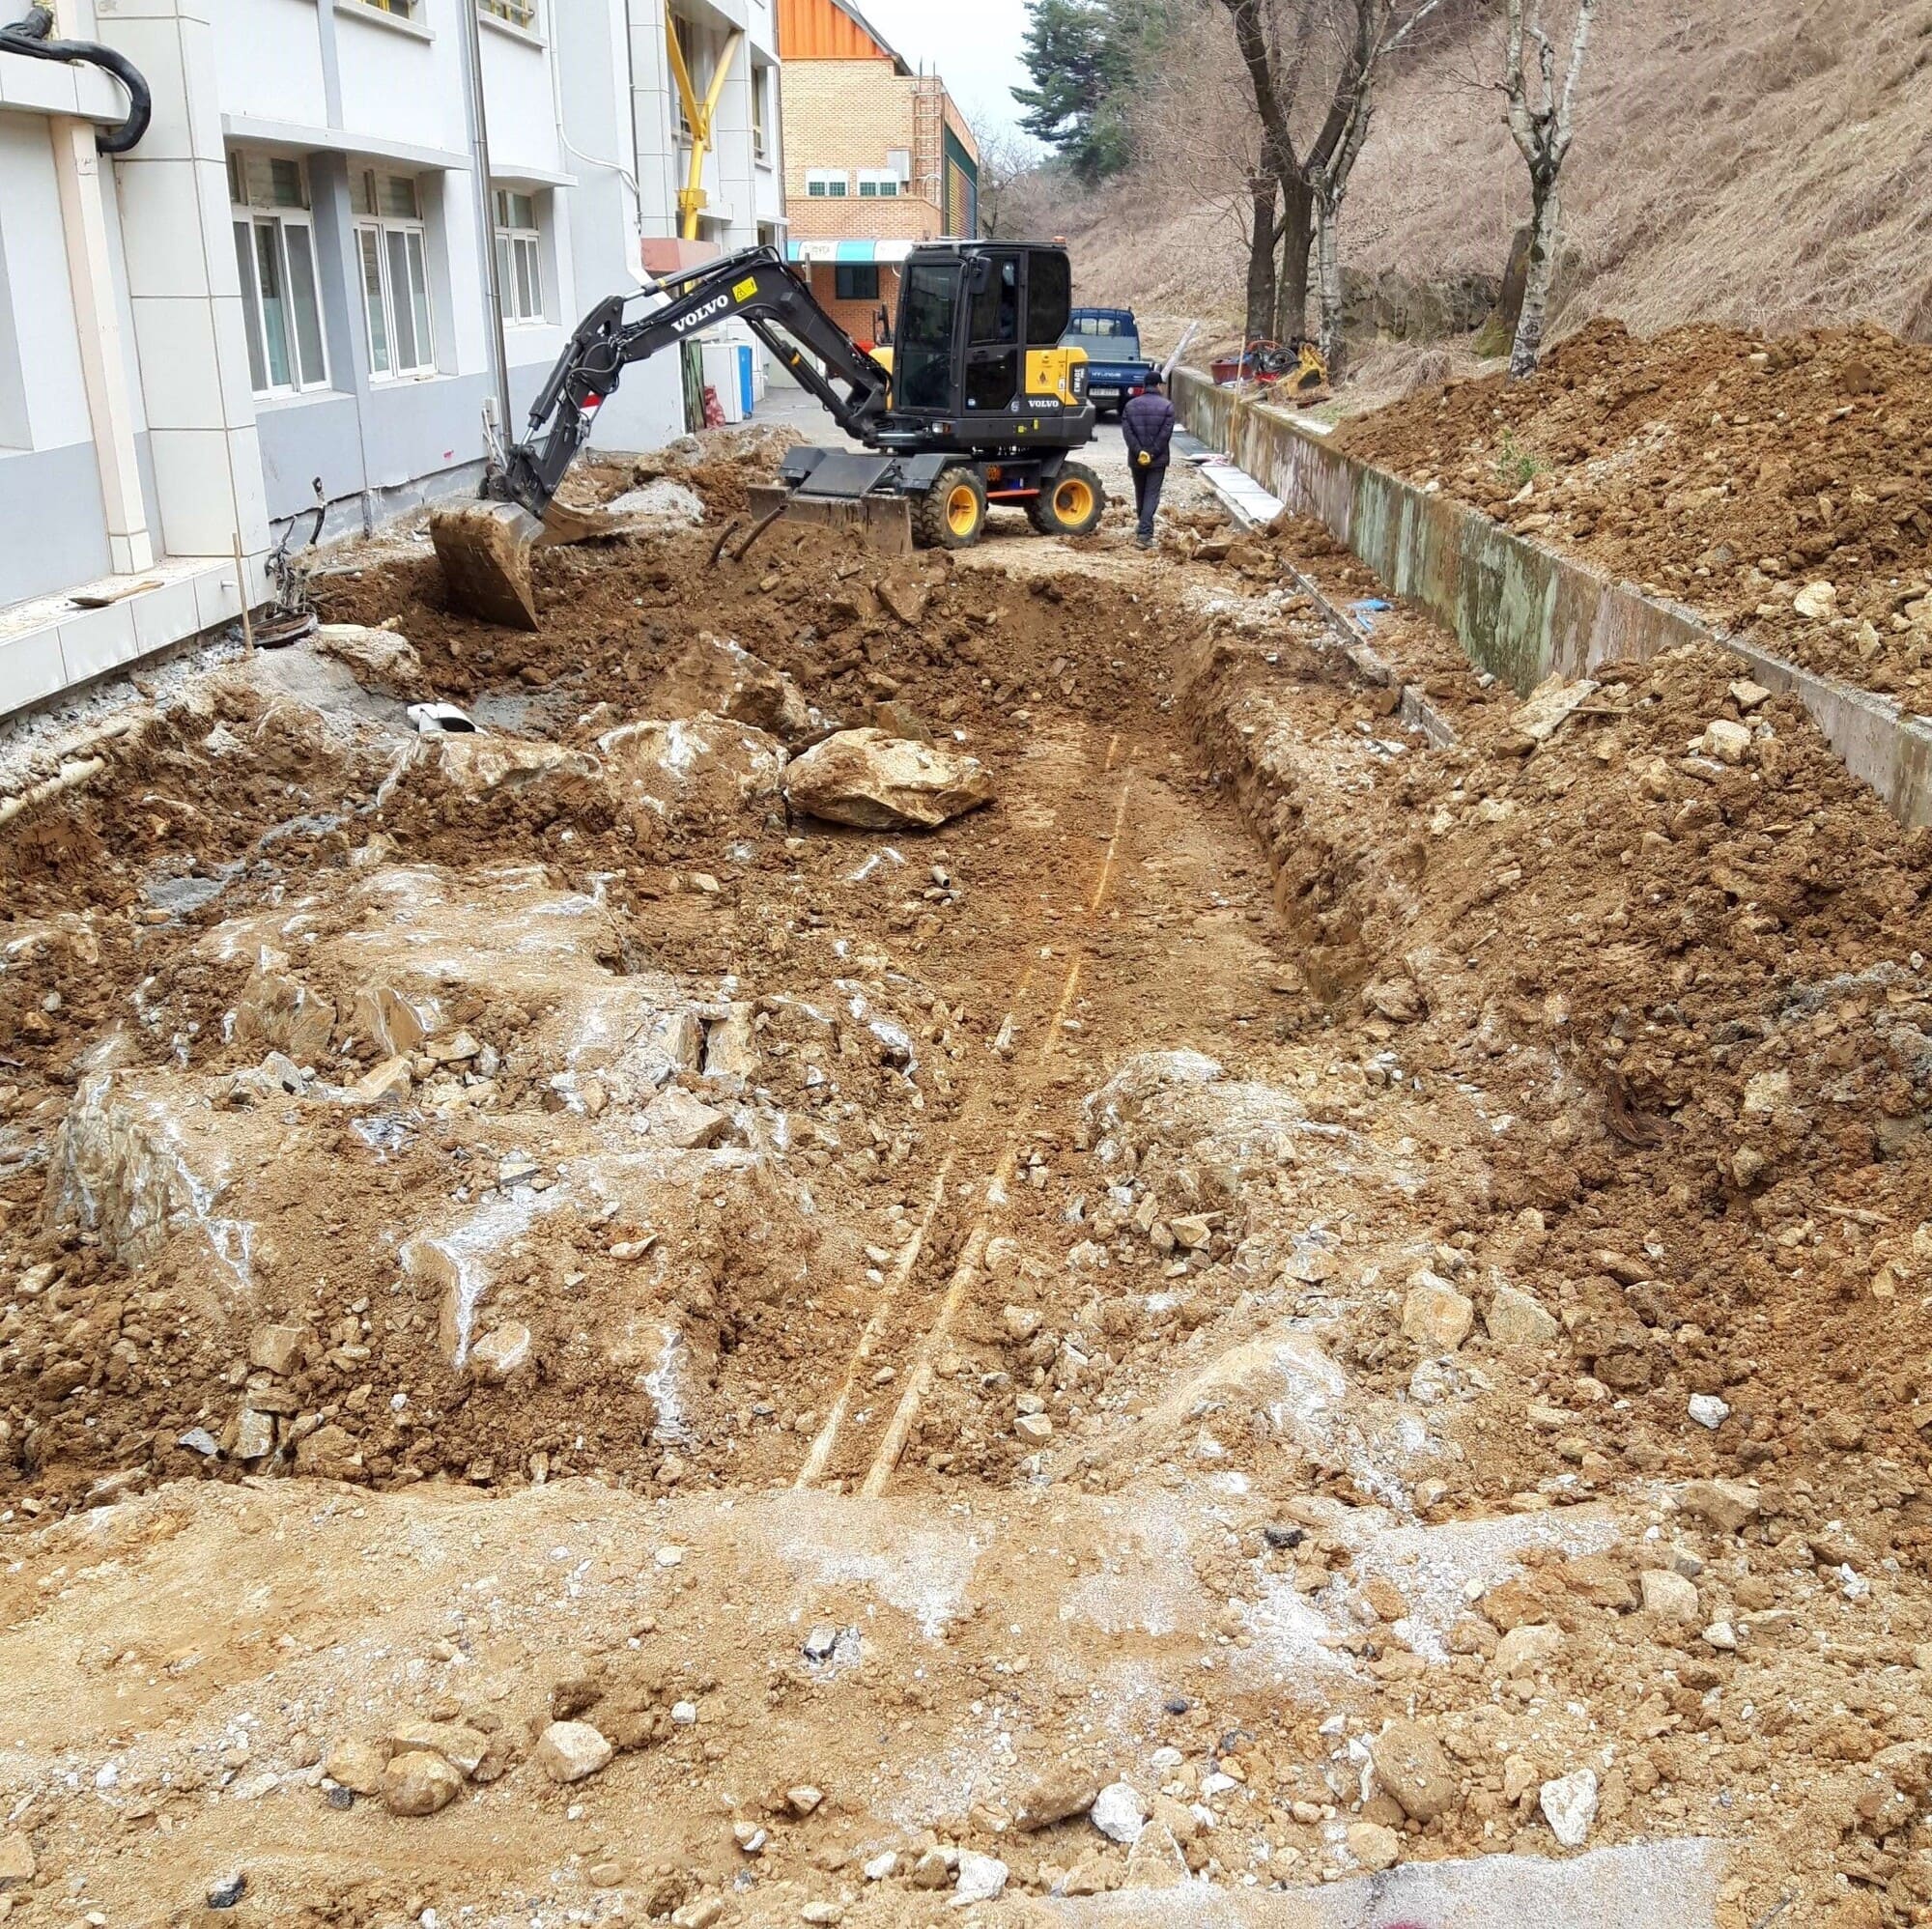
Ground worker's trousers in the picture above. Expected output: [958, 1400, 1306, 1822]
[1132, 463, 1167, 541]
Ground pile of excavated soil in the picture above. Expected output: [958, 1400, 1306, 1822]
[8, 443, 1932, 1928]
[1333, 318, 1932, 705]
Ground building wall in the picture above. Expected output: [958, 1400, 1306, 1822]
[797, 261, 895, 347]
[1, 0, 790, 717]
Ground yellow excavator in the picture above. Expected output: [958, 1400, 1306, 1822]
[432, 240, 1106, 629]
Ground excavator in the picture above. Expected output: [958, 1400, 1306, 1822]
[433, 240, 1107, 629]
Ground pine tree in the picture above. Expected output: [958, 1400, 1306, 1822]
[1012, 0, 1137, 182]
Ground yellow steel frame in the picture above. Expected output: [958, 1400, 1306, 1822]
[667, 14, 744, 241]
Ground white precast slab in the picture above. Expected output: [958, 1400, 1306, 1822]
[1048, 1837, 1722, 1929]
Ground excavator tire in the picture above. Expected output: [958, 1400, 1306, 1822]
[1026, 462, 1106, 539]
[914, 466, 988, 551]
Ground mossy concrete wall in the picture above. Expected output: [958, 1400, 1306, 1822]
[1173, 367, 1932, 829]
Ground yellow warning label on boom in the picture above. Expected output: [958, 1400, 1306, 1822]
[733, 277, 757, 302]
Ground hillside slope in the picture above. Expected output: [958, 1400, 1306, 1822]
[1067, 0, 1932, 350]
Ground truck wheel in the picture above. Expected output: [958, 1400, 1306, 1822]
[1027, 462, 1106, 538]
[914, 467, 987, 550]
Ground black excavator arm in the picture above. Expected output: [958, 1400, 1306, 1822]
[497, 244, 892, 518]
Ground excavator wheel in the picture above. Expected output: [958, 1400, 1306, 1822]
[1026, 462, 1106, 539]
[914, 466, 988, 551]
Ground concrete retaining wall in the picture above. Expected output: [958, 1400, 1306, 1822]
[1173, 367, 1932, 829]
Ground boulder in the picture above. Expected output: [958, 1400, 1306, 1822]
[1640, 1569, 1701, 1624]
[598, 715, 786, 829]
[382, 1749, 464, 1817]
[313, 624, 425, 697]
[657, 634, 813, 739]
[1676, 1479, 1760, 1533]
[325, 1740, 387, 1796]
[1486, 1283, 1558, 1347]
[1402, 1273, 1474, 1352]
[469, 1322, 532, 1382]
[236, 966, 334, 1063]
[1370, 1718, 1459, 1822]
[1013, 1764, 1103, 1830]
[644, 1087, 729, 1150]
[421, 735, 602, 801]
[536, 1720, 613, 1783]
[783, 728, 992, 832]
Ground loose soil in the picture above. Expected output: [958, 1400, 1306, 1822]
[1332, 317, 1932, 708]
[2, 429, 1931, 1929]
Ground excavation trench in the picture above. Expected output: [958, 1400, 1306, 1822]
[1, 454, 1931, 1926]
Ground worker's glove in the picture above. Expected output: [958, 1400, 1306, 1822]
[1136, 450, 1151, 468]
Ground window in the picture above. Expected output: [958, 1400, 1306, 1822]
[806, 169, 848, 198]
[1026, 249, 1072, 344]
[857, 170, 899, 199]
[480, 0, 536, 25]
[752, 63, 772, 162]
[493, 187, 544, 324]
[355, 0, 416, 15]
[229, 151, 328, 397]
[834, 264, 879, 303]
[354, 170, 436, 379]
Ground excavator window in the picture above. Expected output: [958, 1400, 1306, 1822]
[965, 252, 1021, 412]
[1026, 249, 1071, 345]
[896, 259, 959, 411]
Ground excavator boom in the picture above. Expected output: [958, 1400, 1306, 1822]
[434, 246, 894, 627]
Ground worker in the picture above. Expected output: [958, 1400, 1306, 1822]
[1121, 370, 1176, 551]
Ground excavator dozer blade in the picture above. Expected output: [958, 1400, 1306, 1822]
[748, 484, 914, 556]
[430, 501, 543, 630]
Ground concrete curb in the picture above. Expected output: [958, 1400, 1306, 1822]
[1174, 367, 1932, 828]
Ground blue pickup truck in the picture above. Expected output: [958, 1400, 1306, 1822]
[1060, 307, 1158, 419]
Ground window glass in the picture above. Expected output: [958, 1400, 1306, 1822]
[358, 228, 390, 374]
[405, 229, 433, 366]
[232, 221, 269, 393]
[285, 224, 327, 385]
[380, 175, 420, 220]
[835, 264, 880, 303]
[253, 219, 292, 388]
[1026, 250, 1071, 345]
[896, 262, 957, 410]
[385, 229, 418, 369]
[969, 255, 1019, 345]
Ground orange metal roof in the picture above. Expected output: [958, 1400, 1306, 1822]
[777, 0, 908, 70]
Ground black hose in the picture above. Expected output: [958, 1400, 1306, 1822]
[0, 6, 152, 153]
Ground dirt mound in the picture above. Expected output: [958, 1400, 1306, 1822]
[1333, 317, 1932, 701]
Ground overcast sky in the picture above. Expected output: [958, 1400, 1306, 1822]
[852, 0, 1038, 145]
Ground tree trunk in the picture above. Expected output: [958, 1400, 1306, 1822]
[1273, 173, 1314, 343]
[1509, 182, 1561, 380]
[1244, 174, 1279, 348]
[1316, 190, 1346, 381]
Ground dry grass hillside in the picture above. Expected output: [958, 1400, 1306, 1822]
[1068, 0, 1932, 351]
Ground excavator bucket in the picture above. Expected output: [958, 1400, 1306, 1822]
[430, 501, 544, 630]
[432, 496, 637, 628]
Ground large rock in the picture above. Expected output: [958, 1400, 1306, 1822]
[1370, 1718, 1459, 1822]
[235, 964, 334, 1063]
[419, 734, 603, 802]
[1403, 1273, 1474, 1352]
[1486, 1283, 1558, 1347]
[312, 624, 425, 697]
[1013, 1764, 1102, 1831]
[382, 1749, 464, 1817]
[658, 634, 814, 740]
[783, 728, 992, 832]
[536, 1720, 613, 1784]
[1540, 1769, 1598, 1849]
[597, 715, 786, 830]
[1676, 1479, 1760, 1533]
[1639, 1569, 1701, 1624]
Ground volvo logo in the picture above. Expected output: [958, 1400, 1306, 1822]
[671, 294, 732, 335]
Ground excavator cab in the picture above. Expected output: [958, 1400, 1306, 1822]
[431, 240, 1106, 627]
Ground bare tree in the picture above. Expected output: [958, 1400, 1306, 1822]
[1307, 0, 1446, 380]
[971, 117, 1047, 241]
[1501, 0, 1598, 377]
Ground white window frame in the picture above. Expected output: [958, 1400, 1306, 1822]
[751, 62, 772, 163]
[354, 172, 437, 381]
[857, 168, 900, 199]
[806, 169, 848, 199]
[493, 187, 545, 326]
[229, 153, 329, 398]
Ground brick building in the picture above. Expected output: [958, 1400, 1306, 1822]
[775, 0, 978, 346]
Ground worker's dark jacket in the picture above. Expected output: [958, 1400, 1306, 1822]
[1122, 391, 1176, 471]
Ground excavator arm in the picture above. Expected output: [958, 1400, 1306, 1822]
[496, 244, 892, 519]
